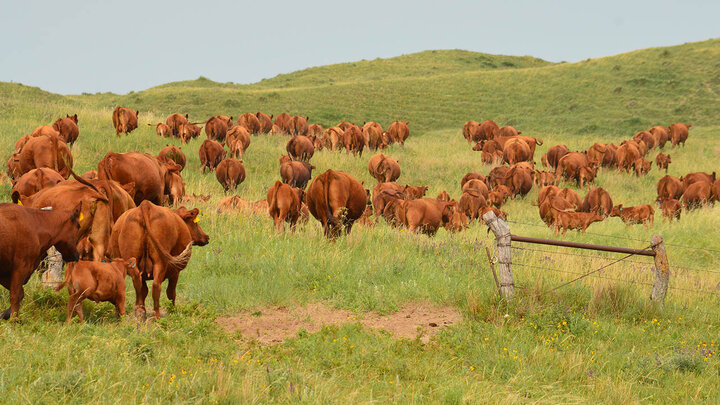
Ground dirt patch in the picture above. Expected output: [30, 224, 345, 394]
[216, 301, 462, 345]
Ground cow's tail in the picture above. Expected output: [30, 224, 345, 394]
[535, 138, 543, 146]
[54, 262, 74, 292]
[268, 181, 281, 211]
[139, 201, 192, 271]
[322, 170, 338, 227]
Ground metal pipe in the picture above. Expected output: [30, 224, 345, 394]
[510, 234, 655, 257]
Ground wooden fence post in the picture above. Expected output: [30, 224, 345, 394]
[650, 235, 669, 308]
[41, 247, 64, 289]
[482, 211, 514, 300]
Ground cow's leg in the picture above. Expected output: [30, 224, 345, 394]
[136, 281, 149, 316]
[8, 268, 28, 320]
[166, 275, 178, 306]
[151, 265, 165, 319]
[0, 275, 11, 320]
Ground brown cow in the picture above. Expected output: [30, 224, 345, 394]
[615, 142, 641, 172]
[291, 116, 309, 136]
[578, 166, 597, 188]
[324, 126, 345, 150]
[216, 196, 249, 214]
[368, 154, 400, 183]
[56, 258, 141, 323]
[308, 124, 323, 137]
[586, 143, 606, 166]
[205, 116, 229, 142]
[149, 122, 172, 137]
[558, 188, 583, 210]
[306, 170, 367, 238]
[542, 145, 569, 170]
[538, 196, 575, 226]
[649, 126, 669, 148]
[656, 175, 684, 202]
[226, 125, 252, 160]
[499, 126, 521, 137]
[555, 152, 589, 182]
[655, 153, 671, 173]
[215, 159, 246, 192]
[388, 121, 410, 145]
[659, 199, 682, 222]
[166, 113, 189, 137]
[11, 168, 64, 203]
[534, 170, 555, 187]
[274, 113, 293, 134]
[601, 144, 619, 168]
[682, 172, 716, 189]
[713, 179, 720, 203]
[364, 122, 385, 150]
[463, 121, 480, 143]
[624, 139, 648, 157]
[633, 131, 656, 150]
[199, 140, 226, 173]
[475, 120, 498, 142]
[632, 158, 652, 177]
[158, 145, 186, 171]
[179, 122, 203, 144]
[683, 182, 712, 211]
[281, 161, 315, 189]
[445, 211, 469, 232]
[436, 190, 451, 202]
[462, 179, 490, 200]
[488, 185, 511, 209]
[109, 201, 209, 318]
[498, 166, 532, 197]
[14, 134, 73, 179]
[98, 152, 182, 205]
[552, 206, 604, 235]
[267, 181, 303, 232]
[338, 121, 355, 131]
[403, 185, 428, 200]
[112, 106, 139, 136]
[396, 198, 455, 235]
[256, 112, 273, 133]
[473, 139, 503, 165]
[31, 125, 61, 140]
[503, 138, 532, 165]
[459, 189, 487, 221]
[343, 126, 365, 156]
[580, 188, 613, 217]
[0, 203, 82, 319]
[668, 123, 691, 147]
[53, 114, 79, 145]
[372, 182, 406, 220]
[286, 135, 315, 161]
[238, 113, 261, 134]
[610, 204, 654, 227]
[492, 135, 543, 158]
[460, 172, 487, 189]
[537, 185, 561, 205]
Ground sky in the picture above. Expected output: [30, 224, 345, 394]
[1, 0, 718, 95]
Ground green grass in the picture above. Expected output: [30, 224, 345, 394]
[1, 39, 720, 403]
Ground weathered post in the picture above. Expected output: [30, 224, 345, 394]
[482, 211, 514, 300]
[41, 247, 64, 289]
[650, 235, 669, 308]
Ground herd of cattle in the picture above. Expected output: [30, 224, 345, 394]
[0, 106, 717, 323]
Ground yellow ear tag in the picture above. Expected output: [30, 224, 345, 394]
[193, 216, 200, 223]
[79, 212, 84, 222]
[17, 200, 22, 206]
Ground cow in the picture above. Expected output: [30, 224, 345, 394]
[166, 113, 189, 137]
[226, 125, 251, 160]
[179, 122, 203, 144]
[388, 121, 410, 145]
[537, 185, 561, 206]
[503, 138, 532, 165]
[343, 125, 365, 156]
[109, 201, 209, 318]
[649, 126, 670, 148]
[11, 168, 64, 203]
[552, 206, 604, 235]
[668, 123, 691, 147]
[463, 121, 480, 143]
[368, 154, 400, 183]
[112, 106, 139, 136]
[396, 198, 455, 236]
[633, 131, 656, 151]
[459, 189, 487, 221]
[555, 152, 590, 182]
[364, 122, 385, 150]
[149, 122, 172, 137]
[655, 153, 671, 172]
[436, 190, 451, 202]
[291, 116, 309, 136]
[578, 166, 597, 188]
[615, 142, 641, 172]
[580, 188, 613, 217]
[31, 125, 62, 140]
[499, 126, 521, 137]
[558, 188, 583, 210]
[215, 158, 246, 192]
[713, 179, 720, 203]
[324, 126, 345, 150]
[682, 172, 716, 189]
[308, 124, 323, 137]
[610, 204, 654, 227]
[238, 113, 261, 134]
[445, 211, 469, 232]
[274, 113, 293, 134]
[205, 116, 230, 142]
[14, 134, 73, 179]
[280, 161, 315, 189]
[682, 181, 712, 211]
[338, 121, 355, 131]
[473, 139, 503, 164]
[286, 135, 315, 161]
[306, 170, 367, 238]
[488, 185, 511, 209]
[403, 185, 428, 200]
[475, 120, 498, 142]
[256, 112, 273, 133]
[460, 172, 487, 189]
[198, 140, 226, 173]
[656, 175, 685, 202]
[267, 181, 303, 232]
[601, 144, 619, 168]
[586, 143, 606, 166]
[533, 170, 555, 187]
[98, 151, 183, 205]
[372, 182, 406, 220]
[659, 199, 682, 222]
[498, 166, 532, 198]
[158, 145, 186, 171]
[538, 196, 575, 226]
[491, 135, 543, 159]
[52, 114, 79, 145]
[461, 179, 490, 200]
[0, 203, 82, 319]
[632, 158, 652, 177]
[217, 196, 249, 214]
[55, 258, 141, 323]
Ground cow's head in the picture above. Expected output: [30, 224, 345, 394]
[176, 207, 210, 246]
[53, 203, 83, 263]
[68, 114, 78, 123]
[163, 163, 185, 205]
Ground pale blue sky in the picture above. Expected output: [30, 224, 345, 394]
[1, 0, 718, 94]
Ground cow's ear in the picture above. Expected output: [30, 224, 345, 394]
[136, 111, 139, 116]
[406, 121, 410, 125]
[73, 114, 78, 122]
[185, 114, 189, 119]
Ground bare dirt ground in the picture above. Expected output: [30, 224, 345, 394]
[216, 301, 462, 345]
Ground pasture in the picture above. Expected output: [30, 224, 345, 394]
[0, 39, 719, 403]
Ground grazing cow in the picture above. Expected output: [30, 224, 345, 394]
[459, 190, 487, 221]
[109, 201, 209, 318]
[238, 113, 261, 134]
[625, 139, 648, 157]
[632, 158, 652, 177]
[179, 122, 202, 144]
[307, 124, 323, 137]
[537, 185, 561, 206]
[364, 122, 385, 150]
[372, 182, 406, 220]
[343, 126, 365, 156]
[112, 106, 139, 136]
[267, 181, 303, 232]
[226, 125, 251, 160]
[306, 170, 367, 239]
[388, 121, 410, 145]
[205, 116, 230, 142]
[475, 120, 498, 142]
[542, 145, 569, 170]
[280, 161, 315, 189]
[601, 144, 619, 168]
[586, 143, 606, 166]
[610, 204, 654, 227]
[199, 140, 226, 173]
[52, 114, 79, 145]
[498, 166, 532, 197]
[462, 178, 490, 200]
[274, 113, 293, 134]
[445, 211, 468, 232]
[56, 258, 141, 323]
[682, 172, 716, 189]
[290, 116, 309, 136]
[403, 185, 428, 200]
[338, 121, 355, 131]
[256, 112, 273, 133]
[488, 185, 511, 209]
[682, 182, 712, 211]
[713, 179, 720, 203]
[158, 145, 186, 171]
[659, 199, 682, 222]
[503, 138, 532, 165]
[166, 113, 189, 137]
[499, 126, 521, 137]
[396, 198, 455, 236]
[668, 123, 691, 147]
[655, 153, 671, 173]
[15, 135, 73, 179]
[0, 204, 82, 319]
[649, 126, 669, 148]
[436, 190, 451, 202]
[11, 168, 64, 203]
[615, 142, 641, 172]
[555, 152, 590, 182]
[463, 121, 480, 143]
[538, 196, 575, 226]
[149, 122, 172, 137]
[216, 196, 249, 213]
[215, 159, 246, 192]
[633, 131, 656, 150]
[98, 151, 183, 205]
[460, 172, 487, 189]
[552, 207, 604, 235]
[286, 135, 315, 161]
[578, 166, 597, 188]
[324, 126, 345, 150]
[656, 175, 685, 202]
[580, 188, 613, 217]
[534, 170, 555, 187]
[492, 135, 543, 159]
[558, 188, 583, 210]
[368, 154, 401, 183]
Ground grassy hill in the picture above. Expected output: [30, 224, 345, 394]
[0, 40, 719, 403]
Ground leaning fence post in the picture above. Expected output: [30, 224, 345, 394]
[482, 211, 514, 300]
[649, 235, 669, 309]
[41, 247, 64, 289]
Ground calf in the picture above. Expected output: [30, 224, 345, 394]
[267, 181, 303, 232]
[552, 208, 605, 235]
[215, 158, 246, 192]
[403, 185, 428, 200]
[658, 199, 682, 222]
[632, 158, 651, 177]
[610, 204, 654, 227]
[655, 153, 671, 173]
[199, 140, 226, 173]
[56, 258, 141, 323]
[683, 181, 712, 211]
[578, 166, 597, 188]
[436, 190, 451, 202]
[445, 211, 469, 233]
[534, 170, 555, 187]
